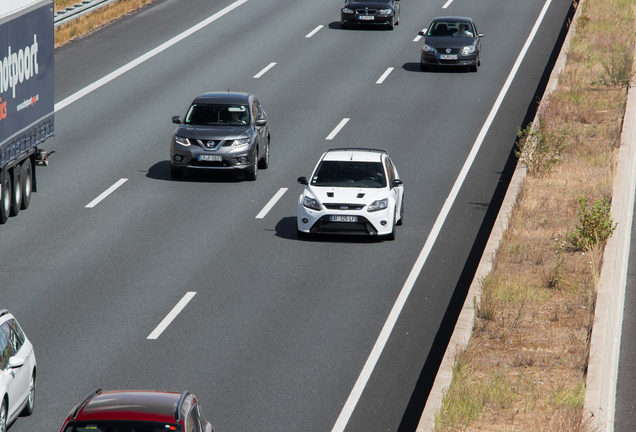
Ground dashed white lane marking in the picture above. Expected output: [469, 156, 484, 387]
[376, 67, 394, 84]
[256, 188, 288, 219]
[147, 292, 197, 340]
[326, 118, 350, 140]
[254, 62, 277, 78]
[330, 0, 554, 429]
[413, 34, 422, 42]
[55, 0, 248, 112]
[306, 25, 324, 38]
[442, 0, 454, 8]
[85, 178, 128, 208]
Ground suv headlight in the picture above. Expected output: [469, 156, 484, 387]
[232, 137, 251, 148]
[303, 196, 322, 211]
[174, 135, 190, 146]
[422, 43, 435, 53]
[378, 8, 392, 16]
[368, 198, 388, 212]
[461, 45, 476, 55]
[342, 7, 354, 13]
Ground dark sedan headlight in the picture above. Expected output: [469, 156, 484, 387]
[461, 45, 476, 55]
[174, 135, 191, 146]
[422, 43, 435, 53]
[231, 137, 251, 148]
[342, 7, 354, 13]
[368, 198, 388, 212]
[377, 8, 393, 16]
[303, 195, 322, 211]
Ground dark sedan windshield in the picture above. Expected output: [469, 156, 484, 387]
[185, 104, 250, 126]
[427, 21, 474, 37]
[311, 161, 386, 188]
[63, 421, 183, 432]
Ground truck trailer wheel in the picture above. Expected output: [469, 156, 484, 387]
[0, 169, 9, 224]
[9, 166, 22, 217]
[21, 158, 32, 210]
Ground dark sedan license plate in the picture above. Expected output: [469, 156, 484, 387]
[439, 54, 458, 60]
[358, 15, 374, 20]
[331, 215, 358, 222]
[198, 154, 222, 162]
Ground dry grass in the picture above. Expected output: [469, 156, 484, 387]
[54, 0, 156, 48]
[434, 0, 635, 430]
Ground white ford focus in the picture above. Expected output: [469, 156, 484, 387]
[297, 148, 404, 240]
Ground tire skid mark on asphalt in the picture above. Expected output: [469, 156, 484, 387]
[147, 292, 197, 340]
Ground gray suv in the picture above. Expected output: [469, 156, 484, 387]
[170, 92, 270, 180]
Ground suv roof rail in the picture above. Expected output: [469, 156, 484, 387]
[0, 310, 8, 318]
[175, 390, 190, 421]
[328, 148, 389, 155]
[72, 388, 102, 420]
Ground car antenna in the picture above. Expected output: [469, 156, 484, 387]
[227, 78, 230, 93]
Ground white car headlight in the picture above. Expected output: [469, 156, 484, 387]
[232, 137, 251, 148]
[461, 45, 476, 55]
[368, 198, 388, 212]
[342, 7, 354, 13]
[303, 196, 322, 211]
[378, 8, 392, 16]
[422, 43, 435, 53]
[174, 135, 190, 146]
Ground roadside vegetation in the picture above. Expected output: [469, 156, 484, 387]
[54, 0, 155, 47]
[434, 0, 635, 430]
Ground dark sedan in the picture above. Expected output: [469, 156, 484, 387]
[341, 0, 400, 30]
[420, 16, 483, 72]
[170, 92, 270, 181]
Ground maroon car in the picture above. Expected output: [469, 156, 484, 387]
[58, 389, 214, 432]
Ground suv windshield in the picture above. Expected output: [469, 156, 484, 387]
[63, 421, 183, 432]
[311, 161, 386, 188]
[185, 104, 250, 126]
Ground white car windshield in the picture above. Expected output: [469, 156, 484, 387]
[311, 161, 386, 188]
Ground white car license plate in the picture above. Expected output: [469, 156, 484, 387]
[198, 154, 222, 162]
[331, 215, 358, 222]
[358, 15, 374, 20]
[439, 54, 457, 60]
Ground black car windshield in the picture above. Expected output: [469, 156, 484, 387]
[311, 161, 386, 188]
[185, 104, 250, 126]
[63, 421, 183, 432]
[427, 21, 474, 37]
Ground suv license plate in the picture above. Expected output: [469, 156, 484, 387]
[198, 155, 222, 162]
[358, 15, 374, 20]
[331, 215, 357, 222]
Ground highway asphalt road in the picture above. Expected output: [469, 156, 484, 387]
[1, 0, 575, 431]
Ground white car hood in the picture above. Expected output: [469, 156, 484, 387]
[305, 185, 388, 205]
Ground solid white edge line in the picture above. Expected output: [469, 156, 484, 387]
[254, 62, 277, 79]
[326, 118, 350, 140]
[442, 0, 453, 8]
[306, 25, 324, 38]
[85, 178, 128, 208]
[376, 67, 394, 84]
[256, 188, 288, 219]
[329, 0, 553, 430]
[55, 0, 249, 112]
[147, 292, 197, 340]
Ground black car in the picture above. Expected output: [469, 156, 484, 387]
[420, 16, 483, 72]
[341, 0, 400, 30]
[170, 92, 270, 180]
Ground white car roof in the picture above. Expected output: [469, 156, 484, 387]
[322, 148, 387, 163]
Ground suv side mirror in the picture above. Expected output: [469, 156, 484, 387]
[172, 116, 182, 124]
[255, 119, 268, 127]
[297, 177, 308, 185]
